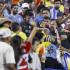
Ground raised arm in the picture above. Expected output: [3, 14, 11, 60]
[57, 14, 70, 24]
[51, 21, 61, 46]
[27, 27, 48, 43]
[57, 14, 70, 25]
[27, 27, 38, 43]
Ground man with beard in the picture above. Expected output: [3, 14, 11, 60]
[50, 0, 63, 20]
[4, 4, 23, 25]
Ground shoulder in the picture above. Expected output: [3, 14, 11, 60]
[18, 32, 27, 36]
[50, 7, 54, 10]
[0, 41, 13, 50]
[0, 41, 10, 47]
[21, 41, 31, 48]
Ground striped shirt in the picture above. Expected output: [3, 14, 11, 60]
[50, 7, 58, 20]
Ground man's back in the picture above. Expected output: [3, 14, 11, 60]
[0, 41, 15, 70]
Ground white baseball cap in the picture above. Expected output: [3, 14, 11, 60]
[0, 28, 12, 38]
[21, 3, 29, 9]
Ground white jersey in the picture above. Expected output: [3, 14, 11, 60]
[28, 53, 41, 70]
[0, 41, 15, 70]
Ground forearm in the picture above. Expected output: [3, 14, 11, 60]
[27, 27, 37, 43]
[28, 27, 48, 43]
[55, 28, 61, 45]
[7, 64, 16, 70]
[57, 14, 70, 25]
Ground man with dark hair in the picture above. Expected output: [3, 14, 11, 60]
[50, 0, 63, 20]
[21, 9, 33, 37]
[35, 7, 50, 27]
[4, 4, 23, 25]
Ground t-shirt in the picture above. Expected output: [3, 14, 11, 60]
[56, 49, 70, 70]
[17, 54, 29, 70]
[36, 42, 51, 55]
[28, 53, 41, 70]
[64, 53, 70, 70]
[0, 41, 15, 70]
[50, 7, 63, 20]
[21, 21, 33, 37]
[46, 44, 58, 59]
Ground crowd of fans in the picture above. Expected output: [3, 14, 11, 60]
[0, 0, 70, 70]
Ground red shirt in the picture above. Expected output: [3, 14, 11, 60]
[17, 54, 29, 70]
[21, 41, 32, 54]
[17, 41, 32, 70]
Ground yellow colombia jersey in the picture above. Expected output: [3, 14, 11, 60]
[12, 31, 27, 41]
[36, 41, 51, 55]
[44, 0, 64, 12]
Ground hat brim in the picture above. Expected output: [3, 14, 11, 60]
[2, 20, 12, 24]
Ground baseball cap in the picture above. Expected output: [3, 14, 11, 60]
[0, 28, 12, 38]
[21, 3, 29, 9]
[0, 18, 12, 25]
